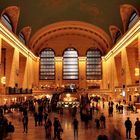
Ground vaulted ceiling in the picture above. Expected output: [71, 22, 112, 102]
[0, 0, 140, 54]
[1, 0, 140, 35]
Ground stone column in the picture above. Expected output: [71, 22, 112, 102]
[121, 48, 131, 101]
[8, 48, 19, 87]
[78, 57, 86, 88]
[55, 57, 62, 87]
[0, 36, 2, 92]
[138, 35, 140, 103]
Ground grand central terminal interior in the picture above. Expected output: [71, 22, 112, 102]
[0, 1, 140, 140]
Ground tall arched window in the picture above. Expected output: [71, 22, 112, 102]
[19, 32, 26, 45]
[86, 48, 102, 80]
[128, 11, 139, 29]
[114, 31, 121, 44]
[63, 48, 78, 80]
[39, 48, 55, 80]
[1, 14, 13, 31]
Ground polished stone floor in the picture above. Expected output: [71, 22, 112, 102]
[4, 102, 140, 140]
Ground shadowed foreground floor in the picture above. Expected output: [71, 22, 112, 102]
[4, 102, 140, 140]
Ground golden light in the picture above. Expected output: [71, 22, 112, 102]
[4, 98, 7, 104]
[78, 57, 86, 61]
[55, 57, 62, 62]
[103, 19, 140, 61]
[46, 94, 51, 98]
[1, 76, 6, 85]
[4, 98, 7, 101]
[134, 88, 138, 91]
[64, 97, 72, 102]
[135, 68, 139, 76]
[61, 85, 65, 88]
[0, 22, 37, 60]
[66, 93, 70, 97]
[64, 98, 68, 101]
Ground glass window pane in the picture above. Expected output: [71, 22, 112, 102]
[63, 48, 78, 80]
[39, 48, 55, 80]
[128, 12, 139, 29]
[19, 32, 26, 44]
[86, 48, 102, 80]
[1, 14, 13, 31]
[114, 31, 121, 43]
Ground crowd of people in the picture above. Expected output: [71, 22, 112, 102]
[0, 108, 15, 140]
[0, 94, 140, 140]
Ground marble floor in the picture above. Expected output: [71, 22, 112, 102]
[4, 103, 140, 140]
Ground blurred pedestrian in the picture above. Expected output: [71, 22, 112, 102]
[6, 121, 15, 139]
[100, 113, 106, 129]
[73, 117, 79, 139]
[125, 117, 132, 139]
[22, 115, 28, 133]
[134, 118, 140, 140]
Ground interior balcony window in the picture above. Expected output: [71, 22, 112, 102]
[128, 12, 139, 29]
[63, 48, 78, 80]
[114, 31, 121, 44]
[39, 48, 55, 80]
[1, 14, 13, 31]
[19, 32, 26, 45]
[86, 48, 102, 80]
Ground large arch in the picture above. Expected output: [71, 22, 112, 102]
[120, 4, 139, 33]
[19, 26, 32, 47]
[29, 21, 112, 56]
[109, 25, 122, 45]
[1, 6, 20, 33]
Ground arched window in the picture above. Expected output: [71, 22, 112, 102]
[63, 48, 78, 80]
[128, 11, 139, 29]
[1, 14, 13, 31]
[86, 48, 102, 80]
[114, 31, 121, 44]
[19, 32, 26, 45]
[39, 48, 55, 80]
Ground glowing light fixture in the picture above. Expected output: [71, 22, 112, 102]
[66, 93, 70, 97]
[135, 68, 139, 76]
[1, 76, 6, 85]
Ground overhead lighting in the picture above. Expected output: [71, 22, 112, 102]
[135, 68, 139, 76]
[1, 76, 6, 85]
[66, 93, 70, 97]
[103, 19, 140, 61]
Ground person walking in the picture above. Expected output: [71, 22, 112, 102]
[73, 117, 79, 139]
[125, 117, 132, 139]
[95, 118, 100, 129]
[134, 118, 140, 140]
[44, 112, 48, 124]
[53, 117, 59, 139]
[100, 113, 106, 129]
[34, 112, 38, 127]
[6, 121, 15, 139]
[22, 115, 28, 133]
[45, 118, 52, 139]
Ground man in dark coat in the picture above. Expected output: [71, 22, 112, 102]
[134, 118, 140, 140]
[53, 117, 59, 139]
[22, 115, 28, 133]
[125, 117, 132, 139]
[100, 113, 106, 129]
[73, 117, 79, 138]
